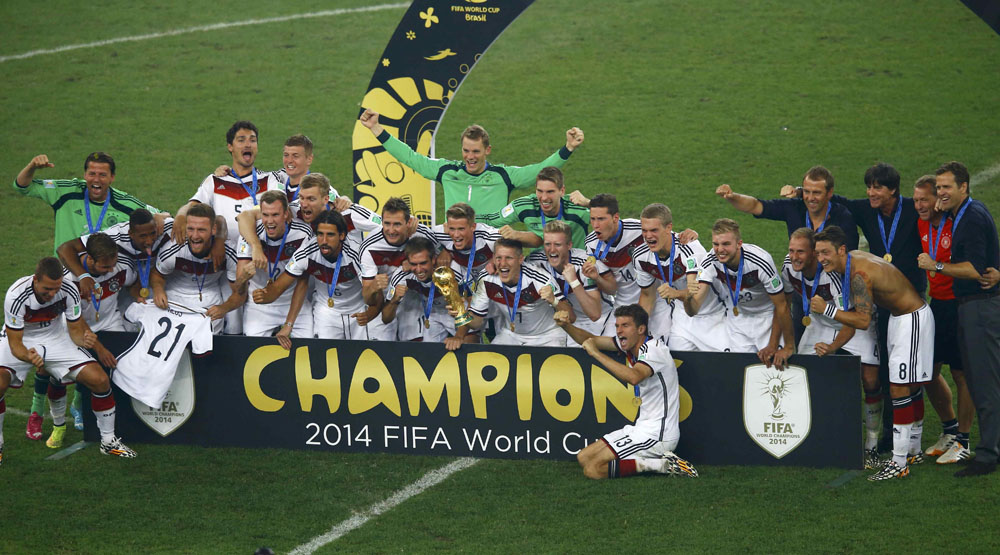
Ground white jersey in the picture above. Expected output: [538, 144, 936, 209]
[358, 225, 439, 279]
[526, 248, 610, 331]
[698, 243, 783, 316]
[780, 257, 845, 329]
[156, 240, 238, 309]
[270, 170, 343, 205]
[585, 219, 645, 306]
[68, 255, 137, 331]
[433, 223, 501, 294]
[3, 275, 82, 340]
[112, 302, 213, 408]
[386, 267, 455, 341]
[612, 336, 680, 444]
[236, 220, 314, 311]
[191, 169, 281, 246]
[469, 265, 564, 336]
[632, 237, 703, 341]
[285, 239, 366, 315]
[82, 218, 174, 262]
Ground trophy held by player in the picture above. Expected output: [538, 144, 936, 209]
[433, 266, 473, 327]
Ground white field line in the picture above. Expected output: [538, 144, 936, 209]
[288, 457, 480, 554]
[7, 407, 30, 417]
[971, 160, 1000, 186]
[0, 3, 410, 64]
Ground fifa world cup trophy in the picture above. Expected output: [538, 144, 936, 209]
[433, 266, 473, 327]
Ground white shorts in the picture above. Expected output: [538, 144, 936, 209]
[602, 424, 678, 459]
[646, 300, 673, 344]
[365, 315, 398, 341]
[798, 321, 879, 365]
[888, 304, 935, 385]
[313, 306, 372, 340]
[726, 309, 774, 353]
[90, 310, 126, 333]
[670, 312, 729, 352]
[243, 303, 313, 339]
[0, 336, 95, 386]
[491, 326, 567, 347]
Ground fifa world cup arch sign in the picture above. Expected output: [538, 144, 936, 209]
[351, 0, 535, 226]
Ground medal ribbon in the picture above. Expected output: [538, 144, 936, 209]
[423, 278, 437, 323]
[653, 233, 677, 304]
[81, 257, 102, 315]
[841, 253, 852, 311]
[266, 224, 290, 282]
[548, 265, 570, 297]
[928, 218, 945, 261]
[722, 249, 745, 311]
[950, 197, 972, 238]
[460, 235, 479, 296]
[231, 168, 260, 206]
[800, 267, 822, 318]
[806, 203, 832, 232]
[84, 190, 111, 234]
[137, 255, 152, 291]
[876, 198, 902, 257]
[594, 221, 622, 261]
[327, 249, 345, 300]
[625, 336, 649, 399]
[538, 199, 564, 227]
[501, 271, 523, 327]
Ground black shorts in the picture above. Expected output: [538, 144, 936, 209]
[931, 298, 962, 368]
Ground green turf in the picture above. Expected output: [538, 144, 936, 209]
[1, 0, 999, 552]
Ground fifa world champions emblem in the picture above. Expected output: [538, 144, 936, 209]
[743, 364, 812, 458]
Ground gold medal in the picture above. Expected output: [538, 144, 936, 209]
[424, 318, 431, 329]
[95, 312, 100, 322]
[140, 287, 149, 298]
[510, 323, 516, 332]
[883, 253, 893, 263]
[586, 255, 596, 265]
[802, 315, 812, 327]
[631, 396, 642, 408]
[732, 306, 739, 316]
[328, 297, 335, 308]
[199, 292, 203, 302]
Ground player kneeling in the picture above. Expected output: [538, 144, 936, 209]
[555, 304, 696, 479]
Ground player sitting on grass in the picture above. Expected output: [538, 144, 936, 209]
[555, 304, 698, 479]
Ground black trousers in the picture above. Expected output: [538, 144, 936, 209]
[957, 295, 1000, 464]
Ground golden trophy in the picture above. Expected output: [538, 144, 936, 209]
[433, 266, 473, 327]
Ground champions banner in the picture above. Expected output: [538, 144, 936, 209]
[86, 334, 863, 469]
[352, 0, 535, 225]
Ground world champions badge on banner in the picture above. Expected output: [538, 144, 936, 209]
[742, 364, 812, 459]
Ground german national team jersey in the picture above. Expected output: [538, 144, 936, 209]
[113, 302, 213, 408]
[526, 247, 606, 321]
[585, 218, 645, 306]
[14, 179, 160, 253]
[918, 217, 955, 301]
[433, 223, 501, 292]
[477, 196, 590, 249]
[81, 218, 174, 262]
[156, 240, 238, 307]
[190, 169, 280, 246]
[270, 170, 343, 205]
[468, 265, 564, 335]
[236, 220, 313, 310]
[68, 255, 137, 331]
[285, 240, 366, 315]
[633, 237, 701, 292]
[358, 225, 438, 279]
[698, 243, 782, 316]
[780, 257, 845, 328]
[385, 267, 454, 338]
[612, 336, 679, 444]
[4, 275, 82, 339]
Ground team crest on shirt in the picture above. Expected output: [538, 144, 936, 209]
[743, 364, 811, 459]
[941, 235, 951, 249]
[107, 279, 121, 293]
[284, 244, 297, 257]
[133, 351, 195, 437]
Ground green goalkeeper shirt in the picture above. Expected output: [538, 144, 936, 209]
[377, 130, 573, 216]
[477, 195, 590, 249]
[14, 178, 160, 253]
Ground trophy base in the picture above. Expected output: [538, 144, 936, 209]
[454, 312, 474, 327]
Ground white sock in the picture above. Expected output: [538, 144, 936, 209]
[0, 401, 5, 447]
[93, 407, 116, 443]
[893, 423, 912, 468]
[634, 458, 661, 473]
[909, 419, 924, 455]
[48, 391, 67, 427]
[864, 401, 882, 450]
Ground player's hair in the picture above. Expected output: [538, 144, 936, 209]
[935, 161, 971, 193]
[259, 189, 289, 211]
[614, 304, 649, 334]
[461, 124, 490, 148]
[712, 218, 741, 241]
[496, 238, 524, 255]
[35, 257, 64, 280]
[284, 133, 313, 156]
[445, 202, 476, 222]
[814, 225, 849, 251]
[299, 173, 331, 197]
[84, 151, 116, 175]
[913, 174, 937, 192]
[640, 203, 673, 227]
[589, 193, 619, 215]
[803, 165, 834, 192]
[790, 227, 816, 249]
[536, 166, 564, 189]
[86, 233, 119, 262]
[863, 162, 901, 196]
[314, 210, 348, 235]
[382, 197, 411, 221]
[404, 236, 436, 259]
[129, 208, 154, 228]
[187, 202, 216, 223]
[543, 220, 573, 243]
[226, 120, 259, 144]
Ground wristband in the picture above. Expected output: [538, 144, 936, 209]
[79, 273, 93, 281]
[569, 279, 582, 289]
[282, 322, 293, 328]
[823, 304, 838, 319]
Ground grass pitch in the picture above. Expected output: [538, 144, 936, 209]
[1, 0, 999, 552]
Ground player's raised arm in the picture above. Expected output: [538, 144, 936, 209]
[715, 184, 764, 216]
[15, 154, 55, 187]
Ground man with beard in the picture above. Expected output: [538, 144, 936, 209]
[382, 237, 456, 343]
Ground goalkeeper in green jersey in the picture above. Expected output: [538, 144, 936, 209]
[359, 109, 583, 216]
